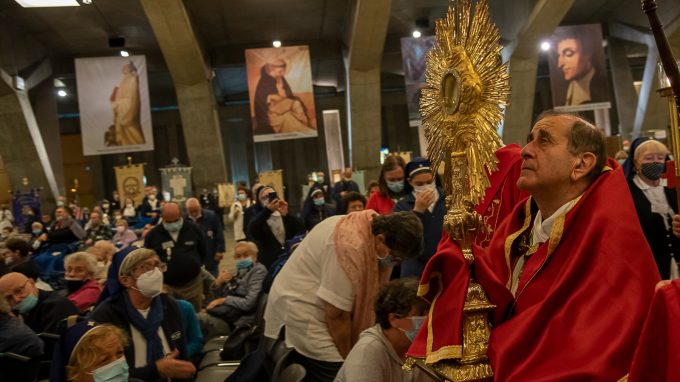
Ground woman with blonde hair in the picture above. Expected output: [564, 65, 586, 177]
[50, 319, 132, 382]
[624, 137, 680, 278]
[64, 251, 102, 312]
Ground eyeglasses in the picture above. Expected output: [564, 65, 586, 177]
[137, 262, 167, 274]
[6, 279, 31, 303]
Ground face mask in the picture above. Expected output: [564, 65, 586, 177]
[91, 356, 129, 382]
[413, 182, 436, 194]
[237, 194, 247, 201]
[32, 229, 42, 236]
[97, 261, 106, 270]
[318, 177, 325, 183]
[125, 203, 133, 208]
[4, 256, 13, 265]
[377, 254, 396, 268]
[134, 268, 163, 298]
[163, 219, 183, 233]
[64, 277, 87, 294]
[386, 180, 404, 194]
[236, 258, 254, 270]
[15, 292, 38, 314]
[313, 198, 325, 206]
[114, 215, 122, 221]
[56, 201, 65, 207]
[617, 159, 625, 165]
[399, 316, 426, 342]
[116, 226, 125, 233]
[148, 195, 156, 201]
[640, 162, 665, 181]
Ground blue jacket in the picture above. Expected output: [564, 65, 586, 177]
[393, 189, 446, 264]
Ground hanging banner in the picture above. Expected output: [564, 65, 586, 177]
[258, 170, 284, 201]
[245, 45, 317, 142]
[75, 55, 154, 155]
[547, 24, 611, 110]
[160, 160, 193, 203]
[401, 36, 436, 123]
[114, 164, 145, 207]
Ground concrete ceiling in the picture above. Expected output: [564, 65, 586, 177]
[1, 0, 679, 111]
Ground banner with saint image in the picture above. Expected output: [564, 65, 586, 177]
[75, 55, 154, 155]
[401, 36, 436, 122]
[114, 164, 145, 207]
[245, 45, 317, 142]
[160, 161, 193, 203]
[547, 24, 611, 110]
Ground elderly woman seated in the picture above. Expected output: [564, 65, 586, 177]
[86, 240, 118, 284]
[63, 252, 102, 312]
[335, 277, 432, 382]
[198, 241, 267, 339]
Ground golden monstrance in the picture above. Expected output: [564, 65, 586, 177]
[409, 0, 509, 380]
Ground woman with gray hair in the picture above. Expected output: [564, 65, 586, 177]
[63, 251, 102, 311]
[199, 241, 267, 339]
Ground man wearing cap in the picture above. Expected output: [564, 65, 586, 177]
[90, 248, 196, 381]
[393, 157, 446, 278]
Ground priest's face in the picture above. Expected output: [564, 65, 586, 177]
[518, 116, 578, 196]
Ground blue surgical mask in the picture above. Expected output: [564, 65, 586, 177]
[377, 254, 396, 268]
[163, 218, 183, 233]
[386, 180, 404, 194]
[237, 194, 247, 201]
[15, 293, 38, 315]
[92, 356, 129, 382]
[32, 229, 42, 236]
[236, 258, 254, 270]
[313, 198, 325, 206]
[400, 315, 426, 342]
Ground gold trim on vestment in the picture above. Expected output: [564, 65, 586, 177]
[504, 198, 533, 288]
[424, 271, 463, 364]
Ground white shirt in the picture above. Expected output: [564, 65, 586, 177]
[335, 324, 435, 382]
[130, 307, 171, 367]
[511, 198, 579, 296]
[264, 215, 353, 362]
[634, 174, 674, 230]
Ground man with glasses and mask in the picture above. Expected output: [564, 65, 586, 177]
[90, 247, 196, 381]
[0, 272, 79, 378]
[144, 203, 207, 311]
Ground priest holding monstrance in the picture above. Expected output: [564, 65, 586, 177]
[404, 1, 660, 381]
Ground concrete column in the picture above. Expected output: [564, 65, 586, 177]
[0, 69, 60, 203]
[345, 0, 392, 181]
[607, 38, 638, 139]
[30, 79, 65, 195]
[140, 0, 228, 192]
[502, 0, 574, 144]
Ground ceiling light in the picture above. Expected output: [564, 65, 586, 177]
[412, 30, 422, 38]
[540, 41, 550, 52]
[57, 90, 67, 97]
[120, 50, 129, 57]
[273, 40, 282, 48]
[15, 0, 79, 7]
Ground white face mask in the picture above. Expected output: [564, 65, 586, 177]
[134, 268, 163, 298]
[413, 182, 436, 194]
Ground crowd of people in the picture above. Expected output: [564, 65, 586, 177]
[0, 111, 678, 381]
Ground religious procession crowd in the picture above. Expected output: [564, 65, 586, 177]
[0, 111, 678, 381]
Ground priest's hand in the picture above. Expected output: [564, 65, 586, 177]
[672, 214, 680, 238]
